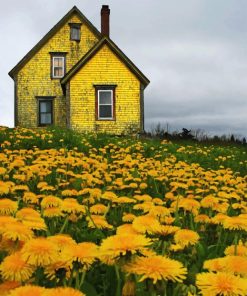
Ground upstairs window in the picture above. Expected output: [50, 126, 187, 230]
[70, 23, 81, 41]
[52, 56, 65, 78]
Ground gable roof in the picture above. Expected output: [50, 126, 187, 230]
[8, 6, 101, 79]
[61, 37, 150, 87]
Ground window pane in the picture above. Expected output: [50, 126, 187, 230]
[40, 101, 51, 113]
[54, 67, 63, 77]
[71, 27, 80, 40]
[99, 105, 112, 118]
[99, 91, 112, 104]
[40, 113, 52, 124]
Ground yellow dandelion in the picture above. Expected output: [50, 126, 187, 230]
[223, 216, 247, 231]
[196, 272, 247, 296]
[203, 258, 225, 272]
[61, 198, 85, 214]
[114, 197, 136, 204]
[23, 192, 40, 204]
[44, 259, 72, 281]
[90, 203, 108, 214]
[62, 242, 98, 270]
[0, 199, 18, 215]
[155, 225, 180, 236]
[8, 285, 45, 296]
[0, 281, 20, 296]
[0, 251, 34, 282]
[132, 215, 162, 234]
[42, 287, 85, 296]
[87, 215, 113, 229]
[174, 229, 199, 247]
[101, 191, 118, 201]
[116, 224, 138, 235]
[0, 222, 33, 242]
[0, 181, 10, 195]
[61, 189, 78, 197]
[122, 213, 136, 223]
[100, 234, 151, 258]
[194, 214, 211, 224]
[149, 206, 171, 218]
[21, 237, 59, 266]
[225, 242, 247, 257]
[48, 234, 76, 250]
[43, 207, 64, 218]
[41, 195, 62, 209]
[223, 256, 247, 276]
[124, 255, 187, 284]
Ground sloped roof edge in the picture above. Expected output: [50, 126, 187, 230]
[61, 37, 150, 87]
[8, 6, 101, 79]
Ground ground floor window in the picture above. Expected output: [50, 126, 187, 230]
[94, 85, 116, 120]
[37, 98, 54, 126]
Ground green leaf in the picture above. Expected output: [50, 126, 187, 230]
[81, 281, 98, 296]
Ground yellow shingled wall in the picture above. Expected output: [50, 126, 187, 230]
[69, 44, 141, 134]
[16, 13, 99, 127]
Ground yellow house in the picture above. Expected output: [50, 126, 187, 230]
[9, 5, 149, 134]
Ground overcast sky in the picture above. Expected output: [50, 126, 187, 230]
[1, 0, 247, 137]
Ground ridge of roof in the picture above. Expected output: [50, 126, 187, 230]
[8, 6, 101, 78]
[61, 37, 150, 87]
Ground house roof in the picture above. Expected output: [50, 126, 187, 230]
[8, 6, 101, 79]
[61, 37, 150, 87]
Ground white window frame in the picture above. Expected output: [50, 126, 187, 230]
[98, 90, 114, 120]
[52, 56, 65, 78]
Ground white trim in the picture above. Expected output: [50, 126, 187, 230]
[98, 89, 113, 120]
[52, 56, 65, 78]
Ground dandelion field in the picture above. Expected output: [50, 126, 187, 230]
[0, 126, 246, 296]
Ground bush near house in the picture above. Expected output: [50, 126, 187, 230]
[0, 126, 246, 296]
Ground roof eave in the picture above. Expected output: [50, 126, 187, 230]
[61, 37, 150, 87]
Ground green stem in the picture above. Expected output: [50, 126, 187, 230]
[59, 216, 69, 233]
[114, 265, 121, 296]
[79, 271, 86, 289]
[234, 232, 239, 255]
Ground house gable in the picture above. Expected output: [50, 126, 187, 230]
[67, 42, 144, 133]
[11, 7, 101, 128]
[9, 6, 101, 78]
[61, 37, 150, 88]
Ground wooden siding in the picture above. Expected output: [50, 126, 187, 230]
[16, 13, 99, 128]
[69, 44, 141, 134]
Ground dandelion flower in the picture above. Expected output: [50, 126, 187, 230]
[90, 203, 108, 214]
[196, 272, 247, 296]
[21, 237, 59, 266]
[48, 234, 76, 251]
[223, 216, 247, 232]
[174, 229, 199, 247]
[43, 287, 85, 296]
[225, 243, 247, 257]
[0, 251, 34, 282]
[0, 222, 33, 242]
[63, 242, 98, 270]
[124, 255, 187, 284]
[0, 281, 20, 296]
[132, 215, 161, 234]
[100, 234, 151, 258]
[8, 285, 45, 296]
[0, 199, 18, 216]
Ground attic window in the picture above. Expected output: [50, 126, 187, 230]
[70, 23, 81, 41]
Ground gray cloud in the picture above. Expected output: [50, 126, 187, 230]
[1, 0, 247, 136]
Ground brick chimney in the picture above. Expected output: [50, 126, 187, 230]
[101, 5, 110, 37]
